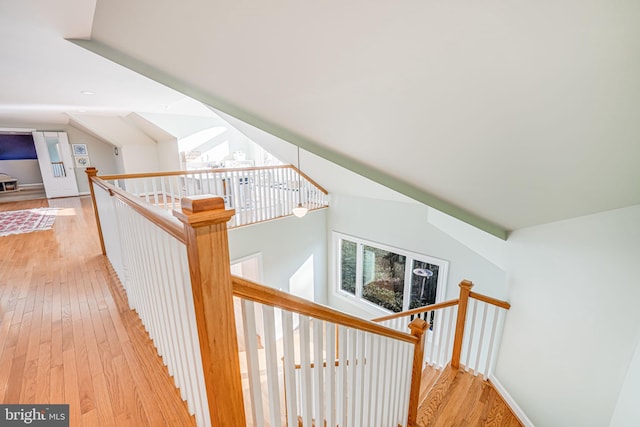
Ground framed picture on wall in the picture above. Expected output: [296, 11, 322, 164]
[74, 155, 90, 168]
[72, 144, 88, 156]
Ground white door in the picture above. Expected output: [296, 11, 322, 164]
[32, 131, 79, 198]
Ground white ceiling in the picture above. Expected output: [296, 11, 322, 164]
[1, 0, 639, 235]
[0, 0, 207, 126]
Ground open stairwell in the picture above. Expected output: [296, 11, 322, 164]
[86, 168, 521, 426]
[415, 364, 522, 427]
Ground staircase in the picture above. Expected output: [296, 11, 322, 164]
[87, 168, 520, 426]
[416, 364, 523, 426]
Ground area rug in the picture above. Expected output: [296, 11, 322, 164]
[0, 208, 58, 237]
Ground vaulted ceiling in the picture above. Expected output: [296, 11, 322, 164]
[2, 0, 639, 238]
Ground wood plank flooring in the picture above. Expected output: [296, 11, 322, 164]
[417, 364, 523, 427]
[0, 197, 195, 426]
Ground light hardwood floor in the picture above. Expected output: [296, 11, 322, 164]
[0, 197, 195, 426]
[417, 364, 523, 427]
[0, 196, 521, 427]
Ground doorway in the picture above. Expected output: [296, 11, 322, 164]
[32, 131, 79, 198]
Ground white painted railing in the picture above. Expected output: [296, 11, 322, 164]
[378, 304, 458, 371]
[92, 182, 211, 426]
[91, 176, 422, 427]
[374, 284, 511, 380]
[100, 166, 329, 228]
[460, 297, 509, 380]
[89, 170, 510, 426]
[233, 277, 423, 427]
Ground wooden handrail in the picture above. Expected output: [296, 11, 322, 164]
[232, 276, 418, 345]
[289, 164, 329, 195]
[97, 165, 329, 195]
[469, 291, 511, 310]
[98, 165, 293, 180]
[90, 174, 186, 244]
[371, 299, 460, 323]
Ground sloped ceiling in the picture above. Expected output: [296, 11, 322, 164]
[2, 0, 639, 238]
[82, 0, 640, 236]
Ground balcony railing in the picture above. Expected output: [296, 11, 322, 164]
[97, 165, 329, 228]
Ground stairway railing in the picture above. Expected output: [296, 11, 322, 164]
[86, 168, 430, 426]
[372, 281, 511, 380]
[233, 276, 427, 427]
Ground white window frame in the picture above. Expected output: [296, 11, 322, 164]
[333, 231, 449, 314]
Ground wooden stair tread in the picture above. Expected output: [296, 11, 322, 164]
[416, 364, 459, 426]
[416, 365, 523, 427]
[419, 364, 442, 398]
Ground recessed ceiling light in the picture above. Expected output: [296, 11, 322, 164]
[80, 91, 95, 95]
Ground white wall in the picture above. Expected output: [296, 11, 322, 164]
[156, 138, 180, 170]
[69, 115, 161, 174]
[228, 209, 328, 304]
[327, 194, 507, 319]
[0, 159, 42, 185]
[67, 126, 119, 193]
[610, 335, 640, 426]
[496, 205, 640, 427]
[120, 144, 160, 174]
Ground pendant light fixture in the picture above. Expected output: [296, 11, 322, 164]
[292, 146, 308, 218]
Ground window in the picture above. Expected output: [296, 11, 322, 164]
[340, 239, 357, 295]
[335, 233, 448, 313]
[362, 245, 406, 312]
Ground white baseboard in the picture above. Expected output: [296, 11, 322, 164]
[489, 374, 535, 427]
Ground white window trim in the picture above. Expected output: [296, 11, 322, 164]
[333, 231, 449, 315]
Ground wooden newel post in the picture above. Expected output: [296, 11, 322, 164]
[407, 317, 428, 427]
[85, 167, 106, 255]
[173, 195, 246, 427]
[451, 280, 473, 369]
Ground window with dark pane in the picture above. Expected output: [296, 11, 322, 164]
[409, 260, 439, 309]
[340, 239, 357, 295]
[361, 245, 406, 312]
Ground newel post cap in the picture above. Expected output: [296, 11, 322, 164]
[85, 167, 98, 176]
[408, 318, 428, 336]
[459, 280, 474, 290]
[173, 195, 235, 227]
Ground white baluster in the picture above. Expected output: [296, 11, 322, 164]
[282, 310, 298, 427]
[313, 319, 325, 426]
[325, 322, 336, 427]
[262, 306, 282, 427]
[346, 328, 357, 427]
[385, 336, 396, 426]
[354, 330, 366, 427]
[337, 325, 348, 427]
[465, 299, 478, 372]
[368, 334, 380, 427]
[430, 310, 442, 368]
[483, 305, 500, 380]
[473, 303, 488, 376]
[361, 331, 373, 427]
[395, 341, 407, 425]
[242, 299, 264, 427]
[387, 340, 400, 425]
[299, 315, 313, 427]
[444, 306, 456, 367]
